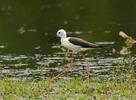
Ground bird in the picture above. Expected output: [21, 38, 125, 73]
[47, 29, 103, 86]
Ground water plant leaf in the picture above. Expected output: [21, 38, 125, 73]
[17, 27, 25, 35]
[119, 31, 136, 55]
[119, 31, 129, 38]
[119, 31, 136, 44]
[51, 45, 68, 51]
[120, 47, 130, 55]
[60, 45, 68, 52]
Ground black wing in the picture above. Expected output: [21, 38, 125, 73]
[69, 37, 103, 48]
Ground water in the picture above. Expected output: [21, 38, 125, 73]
[0, 0, 136, 81]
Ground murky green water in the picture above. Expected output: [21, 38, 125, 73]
[0, 0, 136, 80]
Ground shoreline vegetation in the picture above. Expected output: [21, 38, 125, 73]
[0, 67, 136, 100]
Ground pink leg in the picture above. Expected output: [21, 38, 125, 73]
[47, 53, 74, 85]
[80, 51, 90, 86]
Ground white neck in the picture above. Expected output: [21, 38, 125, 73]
[61, 33, 67, 39]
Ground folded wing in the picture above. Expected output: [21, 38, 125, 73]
[69, 37, 103, 48]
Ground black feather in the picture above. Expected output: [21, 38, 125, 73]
[69, 37, 103, 48]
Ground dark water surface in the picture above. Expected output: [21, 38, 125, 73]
[0, 0, 136, 80]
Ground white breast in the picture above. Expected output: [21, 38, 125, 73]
[61, 37, 82, 51]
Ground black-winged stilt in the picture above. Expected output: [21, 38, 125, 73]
[47, 29, 103, 86]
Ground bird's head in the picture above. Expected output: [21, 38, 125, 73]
[57, 29, 67, 38]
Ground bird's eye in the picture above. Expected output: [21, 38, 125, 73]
[59, 32, 61, 34]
